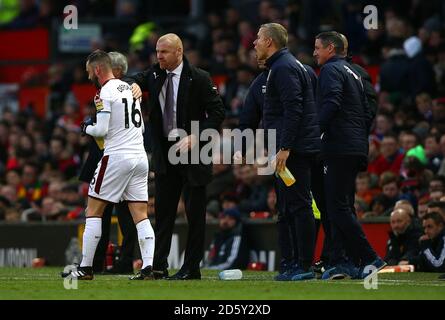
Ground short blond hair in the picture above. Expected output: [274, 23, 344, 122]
[260, 23, 288, 49]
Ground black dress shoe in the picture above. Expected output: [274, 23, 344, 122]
[167, 270, 201, 280]
[153, 269, 169, 280]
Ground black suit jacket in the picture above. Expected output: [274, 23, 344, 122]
[129, 57, 225, 186]
[79, 139, 103, 183]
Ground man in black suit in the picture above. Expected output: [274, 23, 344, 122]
[131, 33, 225, 280]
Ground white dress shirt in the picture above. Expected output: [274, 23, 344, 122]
[159, 61, 183, 138]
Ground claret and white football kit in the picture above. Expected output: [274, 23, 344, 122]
[88, 79, 148, 204]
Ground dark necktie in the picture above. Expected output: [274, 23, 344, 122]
[163, 72, 175, 137]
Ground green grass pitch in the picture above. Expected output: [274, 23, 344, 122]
[0, 267, 444, 300]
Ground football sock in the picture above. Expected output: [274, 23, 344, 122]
[80, 217, 102, 267]
[136, 219, 155, 269]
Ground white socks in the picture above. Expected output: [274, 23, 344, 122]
[136, 219, 155, 269]
[79, 217, 154, 270]
[80, 217, 102, 267]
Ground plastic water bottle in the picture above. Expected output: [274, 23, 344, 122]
[270, 154, 296, 187]
[277, 166, 296, 186]
[219, 269, 243, 280]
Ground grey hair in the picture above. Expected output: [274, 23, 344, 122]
[108, 51, 128, 75]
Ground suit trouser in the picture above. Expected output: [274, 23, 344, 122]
[153, 139, 207, 272]
[323, 156, 377, 266]
[276, 153, 315, 270]
[93, 201, 137, 272]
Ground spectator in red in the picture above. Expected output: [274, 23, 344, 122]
[16, 162, 48, 206]
[368, 134, 405, 176]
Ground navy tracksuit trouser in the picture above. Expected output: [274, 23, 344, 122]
[323, 156, 377, 266]
[276, 153, 316, 270]
[277, 154, 330, 269]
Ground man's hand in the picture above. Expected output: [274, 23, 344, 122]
[174, 134, 198, 153]
[275, 149, 290, 172]
[80, 118, 94, 135]
[131, 83, 142, 100]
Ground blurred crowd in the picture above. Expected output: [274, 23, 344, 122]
[0, 0, 445, 226]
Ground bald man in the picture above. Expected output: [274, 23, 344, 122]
[129, 33, 225, 280]
[384, 208, 422, 266]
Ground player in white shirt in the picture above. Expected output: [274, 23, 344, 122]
[66, 50, 155, 280]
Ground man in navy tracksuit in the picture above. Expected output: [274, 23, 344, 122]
[314, 31, 385, 279]
[239, 59, 330, 278]
[254, 23, 320, 280]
